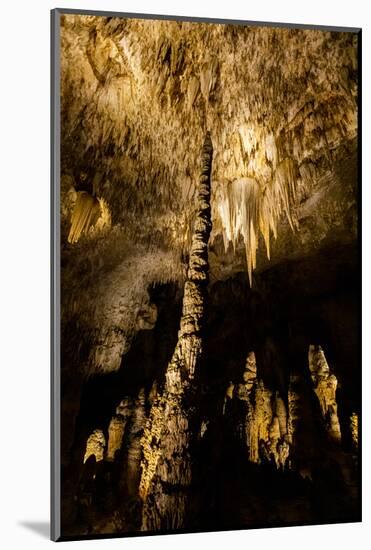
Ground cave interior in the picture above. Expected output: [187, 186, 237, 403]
[58, 13, 360, 538]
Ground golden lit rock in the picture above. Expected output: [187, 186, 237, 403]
[350, 412, 358, 450]
[308, 344, 342, 442]
[57, 13, 360, 536]
[83, 429, 106, 463]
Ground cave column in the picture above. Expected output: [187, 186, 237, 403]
[139, 132, 213, 531]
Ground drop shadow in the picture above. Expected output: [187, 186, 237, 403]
[18, 521, 50, 539]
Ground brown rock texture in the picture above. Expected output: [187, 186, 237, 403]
[308, 344, 341, 442]
[225, 352, 290, 468]
[139, 133, 213, 531]
[60, 17, 358, 381]
[57, 14, 360, 537]
[84, 429, 106, 463]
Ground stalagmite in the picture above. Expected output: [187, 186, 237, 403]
[83, 429, 106, 463]
[226, 352, 290, 468]
[243, 351, 257, 392]
[106, 397, 132, 461]
[106, 416, 126, 462]
[247, 379, 273, 463]
[139, 132, 213, 531]
[350, 412, 358, 450]
[287, 362, 339, 480]
[308, 345, 341, 442]
[275, 394, 288, 438]
[125, 389, 147, 497]
[287, 374, 300, 450]
[223, 380, 235, 415]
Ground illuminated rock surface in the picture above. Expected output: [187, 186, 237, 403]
[308, 344, 342, 442]
[83, 429, 106, 463]
[140, 133, 213, 530]
[59, 14, 360, 537]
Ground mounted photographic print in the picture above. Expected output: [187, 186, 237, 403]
[51, 8, 361, 541]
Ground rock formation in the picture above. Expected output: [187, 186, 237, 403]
[57, 13, 360, 537]
[139, 132, 213, 531]
[84, 429, 106, 463]
[225, 352, 290, 469]
[124, 389, 146, 498]
[60, 17, 358, 383]
[308, 344, 341, 442]
[106, 397, 132, 461]
[350, 412, 358, 451]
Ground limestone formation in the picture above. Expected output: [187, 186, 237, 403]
[287, 374, 300, 450]
[248, 381, 289, 468]
[350, 412, 358, 450]
[106, 397, 132, 461]
[58, 15, 360, 535]
[60, 18, 358, 383]
[106, 416, 126, 462]
[139, 133, 213, 531]
[226, 352, 290, 469]
[223, 380, 235, 414]
[84, 429, 106, 463]
[67, 190, 111, 244]
[287, 371, 317, 478]
[61, 17, 357, 290]
[124, 389, 147, 497]
[308, 345, 341, 442]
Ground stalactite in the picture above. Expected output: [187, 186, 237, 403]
[215, 159, 298, 285]
[68, 191, 101, 244]
[139, 132, 213, 531]
[308, 345, 341, 443]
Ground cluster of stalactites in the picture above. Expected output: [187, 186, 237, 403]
[215, 158, 298, 285]
[67, 191, 111, 244]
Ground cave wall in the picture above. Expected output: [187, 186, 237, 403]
[61, 243, 360, 535]
[58, 13, 360, 538]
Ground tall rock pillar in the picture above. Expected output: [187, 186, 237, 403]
[139, 132, 213, 531]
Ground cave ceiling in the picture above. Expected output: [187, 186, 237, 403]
[60, 14, 358, 376]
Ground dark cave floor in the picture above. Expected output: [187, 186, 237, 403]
[60, 243, 361, 537]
